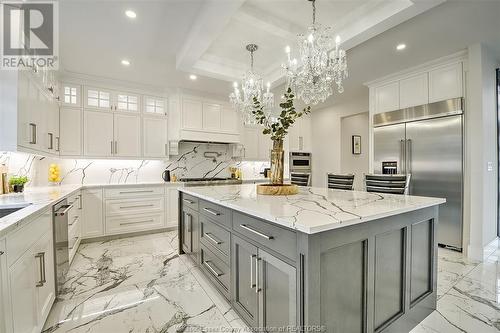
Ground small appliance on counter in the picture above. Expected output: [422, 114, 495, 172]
[162, 169, 171, 182]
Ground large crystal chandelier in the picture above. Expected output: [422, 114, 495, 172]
[230, 44, 274, 124]
[282, 0, 348, 105]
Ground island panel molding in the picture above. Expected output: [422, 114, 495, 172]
[178, 185, 443, 333]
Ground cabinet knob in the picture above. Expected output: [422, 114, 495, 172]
[0, 251, 4, 256]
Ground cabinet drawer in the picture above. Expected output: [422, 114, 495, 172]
[104, 186, 164, 199]
[105, 213, 165, 235]
[7, 209, 51, 267]
[233, 212, 296, 261]
[200, 244, 230, 299]
[105, 197, 164, 216]
[200, 216, 230, 263]
[199, 200, 231, 229]
[181, 193, 199, 211]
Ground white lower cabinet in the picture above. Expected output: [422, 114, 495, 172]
[82, 188, 104, 239]
[32, 231, 55, 328]
[6, 208, 55, 333]
[9, 247, 38, 333]
[0, 239, 10, 333]
[167, 187, 179, 228]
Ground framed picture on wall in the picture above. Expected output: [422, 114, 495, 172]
[352, 135, 361, 155]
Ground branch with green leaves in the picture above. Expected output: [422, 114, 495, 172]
[251, 87, 311, 141]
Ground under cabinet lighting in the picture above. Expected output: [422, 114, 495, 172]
[121, 59, 130, 66]
[189, 74, 197, 80]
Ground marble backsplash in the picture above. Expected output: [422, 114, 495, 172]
[0, 142, 271, 187]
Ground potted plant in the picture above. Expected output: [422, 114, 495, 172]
[9, 176, 29, 193]
[252, 87, 311, 194]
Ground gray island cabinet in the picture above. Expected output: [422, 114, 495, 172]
[178, 185, 445, 333]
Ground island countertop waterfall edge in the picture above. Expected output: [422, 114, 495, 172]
[178, 184, 445, 333]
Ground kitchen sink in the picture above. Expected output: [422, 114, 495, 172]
[0, 204, 31, 218]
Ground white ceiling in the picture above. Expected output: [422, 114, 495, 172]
[58, 0, 500, 104]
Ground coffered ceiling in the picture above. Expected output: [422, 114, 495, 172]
[58, 0, 500, 105]
[177, 0, 444, 85]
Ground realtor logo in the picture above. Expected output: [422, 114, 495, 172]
[1, 1, 58, 69]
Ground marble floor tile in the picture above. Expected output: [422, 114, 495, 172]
[58, 232, 187, 301]
[437, 248, 479, 299]
[45, 231, 498, 333]
[43, 273, 231, 332]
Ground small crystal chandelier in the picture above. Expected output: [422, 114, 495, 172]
[230, 44, 274, 124]
[282, 0, 348, 105]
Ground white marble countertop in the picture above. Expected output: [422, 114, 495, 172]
[0, 182, 185, 237]
[0, 185, 82, 237]
[179, 184, 446, 234]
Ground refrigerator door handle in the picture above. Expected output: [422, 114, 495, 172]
[400, 139, 406, 174]
[406, 139, 412, 174]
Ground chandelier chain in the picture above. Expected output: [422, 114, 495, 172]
[312, 0, 316, 26]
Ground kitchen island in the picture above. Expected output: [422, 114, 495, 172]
[178, 184, 445, 333]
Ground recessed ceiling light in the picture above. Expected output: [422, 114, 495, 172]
[189, 74, 197, 80]
[125, 10, 136, 19]
[121, 59, 130, 66]
[396, 43, 406, 51]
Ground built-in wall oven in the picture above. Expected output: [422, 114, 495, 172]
[289, 152, 311, 171]
[290, 152, 312, 186]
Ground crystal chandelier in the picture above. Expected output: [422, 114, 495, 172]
[230, 44, 274, 124]
[282, 0, 348, 105]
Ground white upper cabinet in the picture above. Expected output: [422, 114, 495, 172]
[84, 86, 112, 110]
[143, 117, 168, 158]
[60, 108, 82, 156]
[182, 98, 203, 130]
[115, 92, 140, 113]
[221, 104, 239, 133]
[428, 62, 463, 102]
[288, 116, 312, 152]
[242, 126, 259, 160]
[114, 114, 141, 157]
[369, 58, 465, 115]
[202, 103, 221, 131]
[144, 96, 166, 116]
[61, 83, 81, 107]
[84, 110, 114, 156]
[242, 125, 270, 161]
[399, 73, 429, 108]
[375, 81, 400, 113]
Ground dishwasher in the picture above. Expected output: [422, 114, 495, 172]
[53, 199, 73, 295]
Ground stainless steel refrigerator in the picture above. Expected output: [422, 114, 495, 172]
[374, 98, 463, 250]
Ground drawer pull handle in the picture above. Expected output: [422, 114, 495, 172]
[250, 254, 256, 289]
[119, 204, 154, 209]
[118, 190, 154, 194]
[183, 199, 195, 204]
[68, 215, 79, 226]
[240, 224, 274, 240]
[55, 203, 74, 216]
[68, 236, 79, 250]
[204, 260, 223, 277]
[35, 252, 46, 287]
[255, 257, 261, 293]
[203, 207, 221, 216]
[119, 219, 154, 226]
[205, 232, 222, 245]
